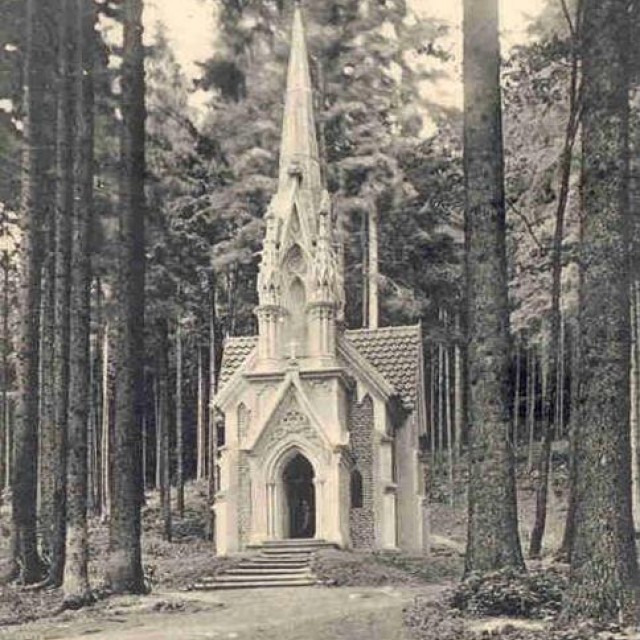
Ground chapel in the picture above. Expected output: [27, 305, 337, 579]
[213, 3, 429, 555]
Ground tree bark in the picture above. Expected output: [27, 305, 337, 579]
[207, 273, 219, 543]
[513, 337, 521, 447]
[361, 211, 369, 328]
[558, 319, 580, 561]
[105, 0, 146, 594]
[454, 314, 463, 460]
[196, 349, 205, 480]
[63, 0, 96, 606]
[368, 206, 379, 329]
[154, 375, 161, 489]
[0, 254, 8, 500]
[37, 34, 59, 570]
[438, 309, 444, 457]
[91, 278, 104, 517]
[527, 344, 536, 470]
[430, 345, 436, 466]
[100, 326, 110, 521]
[175, 314, 184, 518]
[157, 320, 172, 542]
[445, 336, 454, 506]
[564, 0, 640, 621]
[631, 285, 639, 530]
[48, 0, 80, 588]
[462, 0, 525, 575]
[9, 0, 54, 585]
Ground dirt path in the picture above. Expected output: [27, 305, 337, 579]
[0, 584, 445, 640]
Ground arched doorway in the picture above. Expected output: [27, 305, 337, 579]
[282, 453, 315, 539]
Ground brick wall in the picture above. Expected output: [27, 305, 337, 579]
[237, 453, 251, 547]
[348, 393, 375, 549]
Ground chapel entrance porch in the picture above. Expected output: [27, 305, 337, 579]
[282, 453, 316, 539]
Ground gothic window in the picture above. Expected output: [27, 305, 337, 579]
[288, 277, 306, 352]
[351, 469, 363, 509]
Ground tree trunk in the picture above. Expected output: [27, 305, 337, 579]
[462, 0, 525, 575]
[438, 311, 444, 458]
[100, 326, 110, 520]
[529, 341, 552, 559]
[39, 198, 57, 573]
[196, 349, 205, 480]
[368, 206, 379, 329]
[63, 0, 95, 605]
[564, 0, 640, 621]
[48, 0, 80, 588]
[4, 394, 12, 495]
[558, 319, 580, 561]
[454, 314, 463, 460]
[154, 375, 161, 489]
[514, 338, 521, 447]
[361, 211, 369, 328]
[529, 6, 582, 558]
[9, 0, 54, 585]
[175, 314, 184, 518]
[430, 345, 436, 466]
[0, 254, 8, 500]
[142, 404, 148, 495]
[157, 320, 172, 542]
[207, 273, 218, 544]
[631, 285, 639, 530]
[91, 279, 104, 517]
[527, 344, 536, 470]
[37, 81, 58, 572]
[105, 0, 146, 594]
[445, 335, 454, 506]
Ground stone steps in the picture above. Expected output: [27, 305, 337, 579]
[226, 566, 312, 576]
[191, 539, 333, 591]
[192, 578, 317, 590]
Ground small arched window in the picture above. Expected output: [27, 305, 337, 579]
[350, 469, 363, 509]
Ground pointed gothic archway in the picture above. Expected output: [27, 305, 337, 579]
[282, 453, 316, 539]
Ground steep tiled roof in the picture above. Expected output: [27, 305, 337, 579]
[218, 336, 257, 387]
[345, 324, 422, 410]
[217, 325, 423, 410]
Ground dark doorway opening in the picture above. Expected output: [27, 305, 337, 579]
[283, 453, 315, 539]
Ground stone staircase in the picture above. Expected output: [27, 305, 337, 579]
[192, 539, 334, 590]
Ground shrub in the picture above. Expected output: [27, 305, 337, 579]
[404, 598, 467, 640]
[449, 567, 568, 619]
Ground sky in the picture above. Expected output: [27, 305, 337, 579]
[144, 0, 547, 117]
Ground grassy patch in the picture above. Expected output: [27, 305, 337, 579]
[312, 548, 462, 587]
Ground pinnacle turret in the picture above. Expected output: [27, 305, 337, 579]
[254, 4, 343, 365]
[278, 4, 322, 201]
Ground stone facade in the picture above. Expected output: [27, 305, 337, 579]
[212, 5, 428, 557]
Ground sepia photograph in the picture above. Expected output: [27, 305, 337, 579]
[0, 0, 639, 637]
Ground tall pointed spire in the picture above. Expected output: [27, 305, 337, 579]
[254, 2, 343, 367]
[278, 3, 322, 197]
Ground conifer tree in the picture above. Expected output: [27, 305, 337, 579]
[63, 0, 97, 607]
[462, 0, 525, 575]
[8, 0, 54, 585]
[564, 0, 640, 621]
[105, 0, 146, 594]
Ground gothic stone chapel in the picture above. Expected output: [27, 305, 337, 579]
[213, 4, 428, 555]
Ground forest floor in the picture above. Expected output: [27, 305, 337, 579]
[0, 450, 579, 639]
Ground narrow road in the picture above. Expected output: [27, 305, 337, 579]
[0, 584, 445, 640]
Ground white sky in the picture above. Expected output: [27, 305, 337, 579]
[144, 0, 547, 114]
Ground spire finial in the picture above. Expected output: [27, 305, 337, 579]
[278, 0, 322, 196]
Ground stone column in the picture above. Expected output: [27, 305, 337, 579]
[314, 477, 324, 539]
